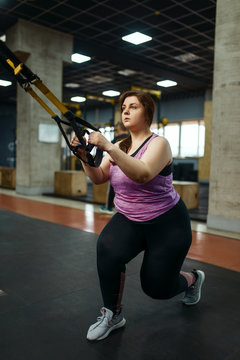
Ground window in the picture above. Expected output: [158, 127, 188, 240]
[151, 119, 205, 158]
[181, 121, 199, 157]
[198, 121, 205, 157]
[98, 126, 114, 142]
[151, 125, 164, 137]
[164, 123, 180, 157]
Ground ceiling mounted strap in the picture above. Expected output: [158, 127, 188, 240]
[0, 40, 103, 167]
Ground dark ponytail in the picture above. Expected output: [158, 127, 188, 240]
[119, 134, 132, 153]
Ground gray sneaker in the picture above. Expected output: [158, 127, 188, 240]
[182, 270, 205, 305]
[87, 307, 126, 341]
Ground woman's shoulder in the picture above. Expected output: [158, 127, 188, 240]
[145, 134, 172, 158]
[149, 134, 170, 147]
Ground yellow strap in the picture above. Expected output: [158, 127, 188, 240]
[6, 59, 70, 118]
[131, 85, 161, 99]
[14, 63, 23, 75]
[24, 84, 56, 117]
[6, 58, 15, 70]
[6, 59, 23, 75]
[33, 79, 69, 115]
[86, 94, 115, 105]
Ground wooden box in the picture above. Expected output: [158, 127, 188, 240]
[54, 170, 87, 196]
[93, 181, 109, 204]
[0, 167, 16, 189]
[173, 181, 199, 209]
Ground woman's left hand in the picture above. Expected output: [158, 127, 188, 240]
[88, 131, 112, 152]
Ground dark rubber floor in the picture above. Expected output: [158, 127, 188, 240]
[0, 209, 239, 360]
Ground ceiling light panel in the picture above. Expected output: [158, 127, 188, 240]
[86, 75, 112, 84]
[122, 32, 152, 45]
[0, 79, 12, 87]
[71, 96, 86, 102]
[157, 80, 177, 88]
[174, 53, 200, 63]
[71, 53, 91, 63]
[118, 69, 137, 76]
[102, 90, 120, 97]
[64, 83, 80, 88]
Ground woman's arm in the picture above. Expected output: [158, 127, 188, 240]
[81, 155, 111, 184]
[89, 132, 172, 183]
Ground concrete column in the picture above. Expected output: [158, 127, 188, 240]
[6, 19, 73, 195]
[198, 90, 212, 182]
[207, 0, 240, 233]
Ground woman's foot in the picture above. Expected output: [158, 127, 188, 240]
[182, 270, 205, 305]
[99, 205, 114, 215]
[87, 307, 126, 341]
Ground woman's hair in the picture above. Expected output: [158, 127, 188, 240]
[118, 91, 155, 153]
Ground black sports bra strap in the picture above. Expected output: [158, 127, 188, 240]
[159, 162, 173, 176]
[130, 134, 153, 157]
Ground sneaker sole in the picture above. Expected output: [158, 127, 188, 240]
[87, 318, 126, 341]
[98, 318, 126, 340]
[182, 270, 205, 306]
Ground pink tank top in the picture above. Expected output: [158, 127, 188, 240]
[110, 133, 180, 222]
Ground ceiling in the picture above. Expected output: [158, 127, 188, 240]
[0, 0, 216, 106]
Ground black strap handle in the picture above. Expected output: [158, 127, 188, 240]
[53, 115, 103, 168]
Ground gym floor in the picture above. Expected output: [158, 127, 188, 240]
[0, 188, 240, 360]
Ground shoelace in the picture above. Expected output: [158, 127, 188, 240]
[96, 308, 112, 325]
[188, 277, 198, 296]
[192, 283, 197, 295]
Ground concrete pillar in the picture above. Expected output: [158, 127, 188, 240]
[207, 0, 240, 233]
[6, 19, 73, 195]
[198, 90, 212, 181]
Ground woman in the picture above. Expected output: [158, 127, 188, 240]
[71, 91, 205, 341]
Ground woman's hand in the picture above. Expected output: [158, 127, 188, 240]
[70, 134, 88, 161]
[70, 132, 112, 184]
[88, 131, 112, 152]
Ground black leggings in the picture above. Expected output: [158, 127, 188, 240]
[97, 198, 192, 313]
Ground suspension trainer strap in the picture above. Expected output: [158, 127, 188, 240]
[0, 40, 103, 167]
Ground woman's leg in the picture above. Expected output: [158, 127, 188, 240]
[97, 212, 144, 314]
[140, 199, 193, 299]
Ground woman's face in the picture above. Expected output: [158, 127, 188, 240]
[121, 96, 147, 130]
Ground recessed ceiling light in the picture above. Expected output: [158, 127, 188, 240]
[70, 96, 86, 103]
[64, 83, 80, 88]
[157, 80, 177, 88]
[118, 69, 136, 76]
[102, 90, 120, 97]
[86, 75, 112, 84]
[71, 53, 91, 64]
[0, 79, 12, 87]
[174, 53, 199, 63]
[0, 34, 6, 42]
[122, 32, 152, 45]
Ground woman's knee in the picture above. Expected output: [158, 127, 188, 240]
[141, 279, 176, 300]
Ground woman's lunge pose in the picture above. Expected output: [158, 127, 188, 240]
[71, 91, 205, 341]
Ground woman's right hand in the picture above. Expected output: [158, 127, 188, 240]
[70, 134, 88, 161]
